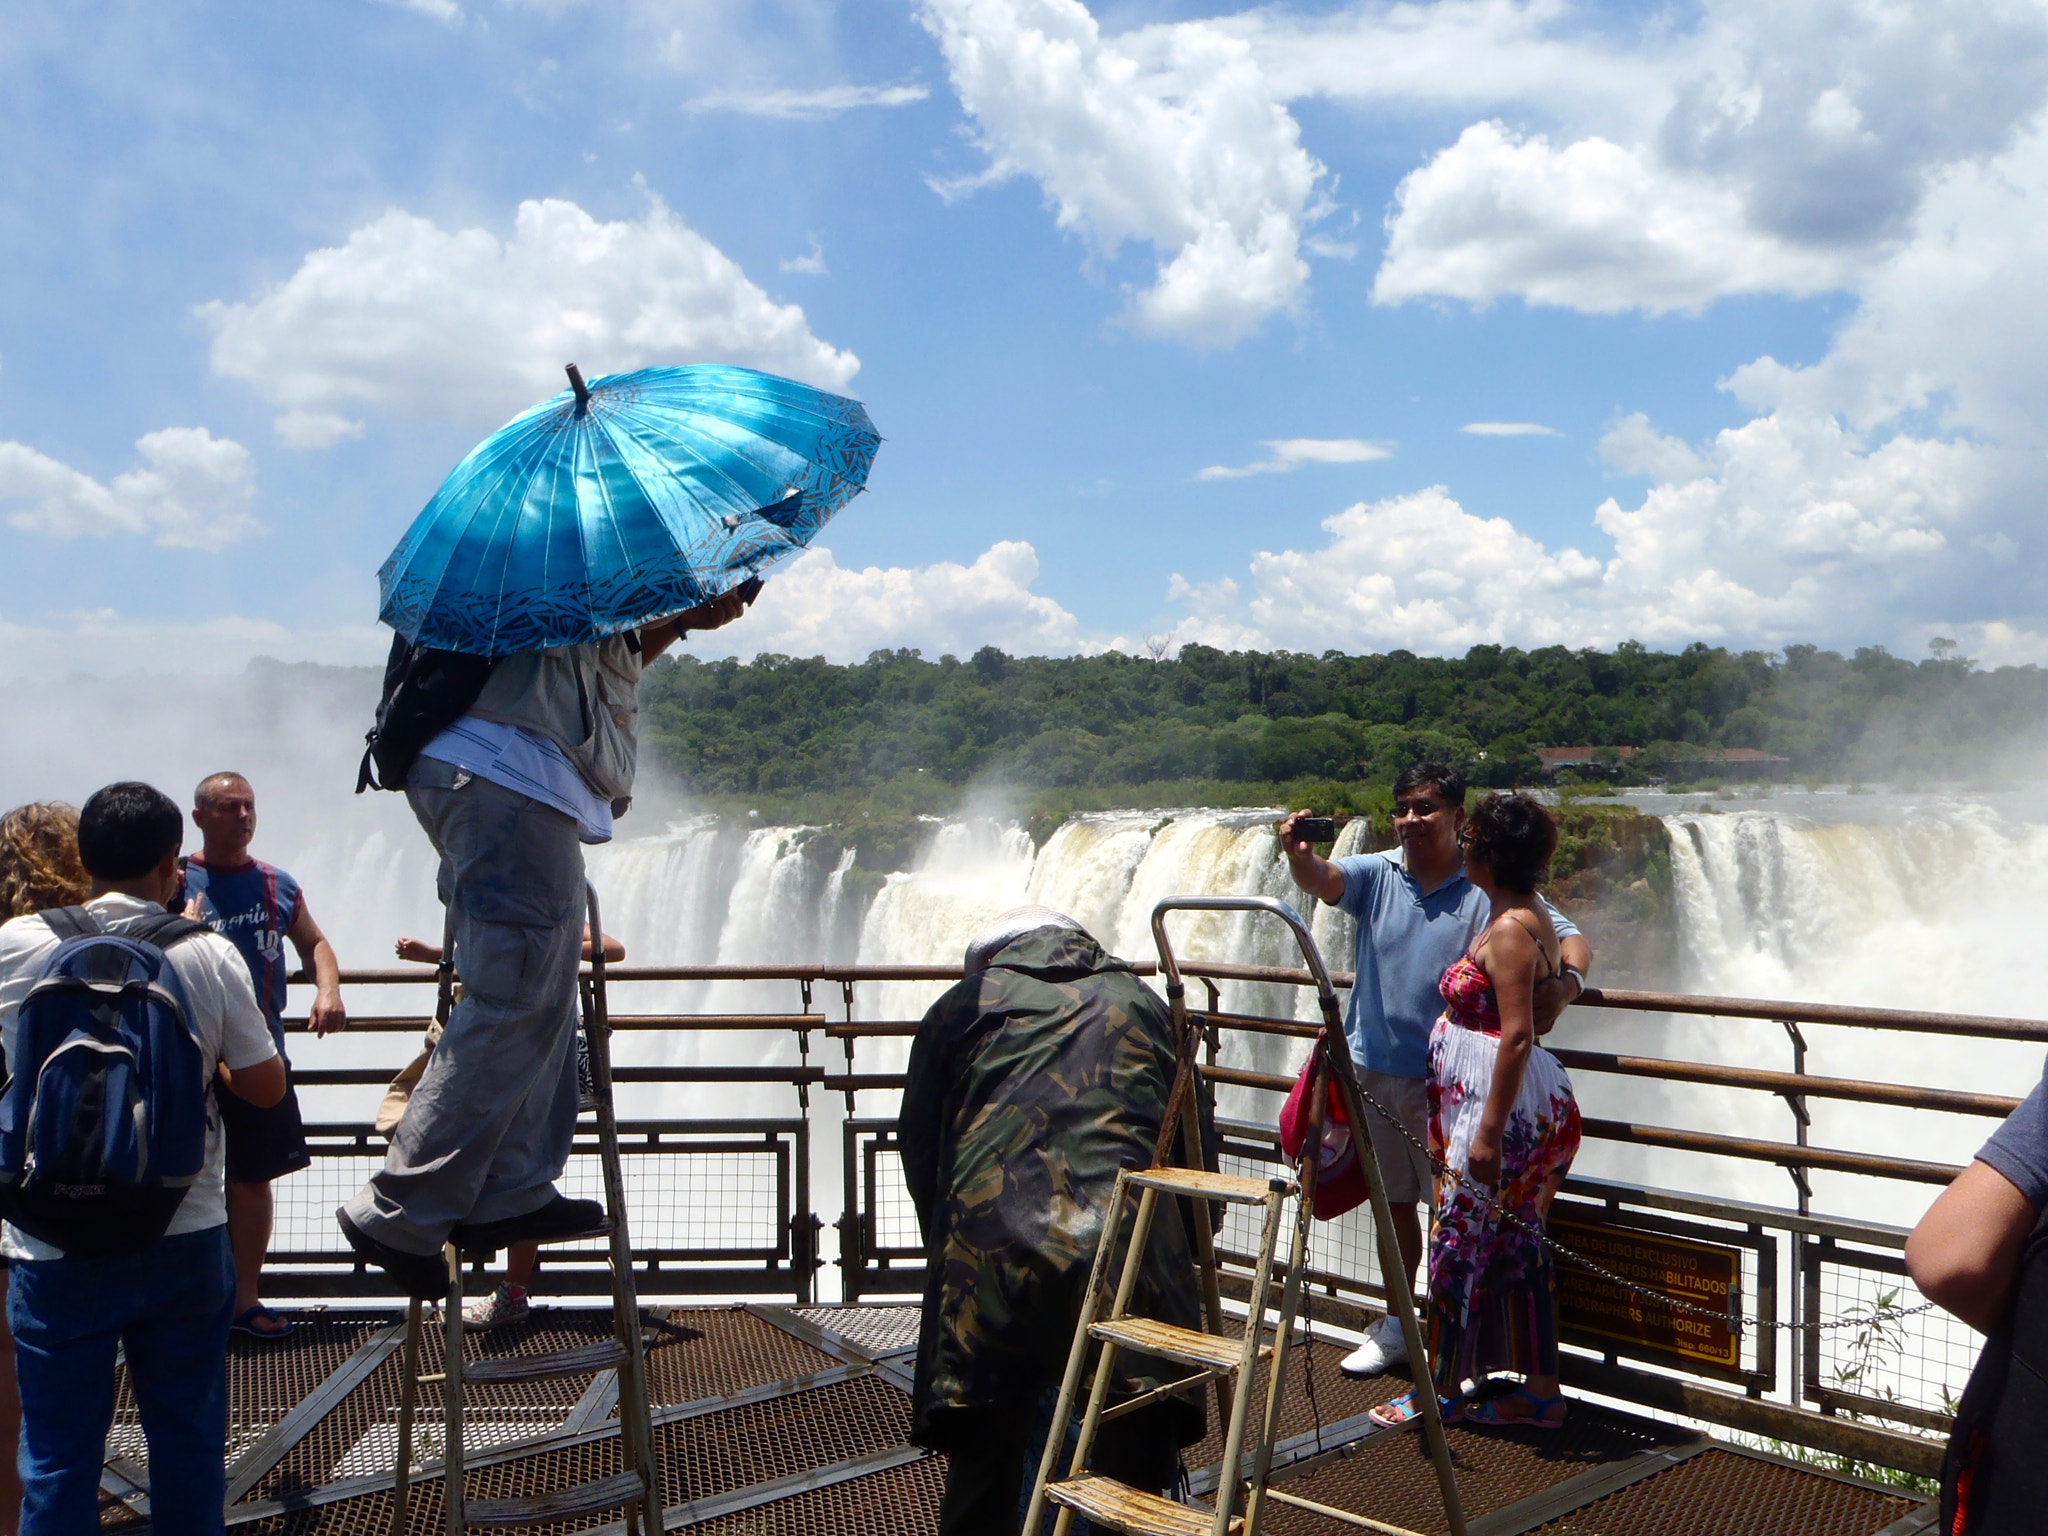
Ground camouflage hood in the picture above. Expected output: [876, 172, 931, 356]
[900, 925, 1207, 1449]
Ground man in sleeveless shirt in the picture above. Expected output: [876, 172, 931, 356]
[337, 591, 748, 1298]
[182, 772, 347, 1341]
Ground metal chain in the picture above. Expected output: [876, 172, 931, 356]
[1340, 1074, 1936, 1335]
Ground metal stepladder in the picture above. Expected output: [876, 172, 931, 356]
[1025, 895, 1468, 1536]
[389, 883, 660, 1536]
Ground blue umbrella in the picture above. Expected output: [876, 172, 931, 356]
[379, 363, 880, 655]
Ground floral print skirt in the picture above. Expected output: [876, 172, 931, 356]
[1424, 1017, 1583, 1395]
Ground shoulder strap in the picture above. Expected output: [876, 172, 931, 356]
[110, 913, 210, 952]
[39, 906, 101, 942]
[1476, 909, 1559, 979]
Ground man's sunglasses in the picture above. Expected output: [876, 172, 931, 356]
[1394, 799, 1449, 818]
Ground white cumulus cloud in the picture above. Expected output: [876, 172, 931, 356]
[919, 0, 1327, 348]
[0, 428, 261, 551]
[1169, 406, 1990, 657]
[700, 541, 1083, 661]
[1241, 487, 1605, 652]
[1357, 1, 2048, 315]
[200, 195, 859, 436]
[1197, 438, 1390, 480]
[1375, 122, 1846, 313]
[1461, 421, 1558, 437]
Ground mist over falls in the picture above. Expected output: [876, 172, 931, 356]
[0, 666, 2038, 1231]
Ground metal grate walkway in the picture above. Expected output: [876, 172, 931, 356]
[97, 1305, 1934, 1535]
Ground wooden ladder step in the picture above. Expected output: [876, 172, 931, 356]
[464, 1469, 647, 1526]
[1046, 1475, 1239, 1535]
[461, 1338, 628, 1384]
[1128, 1168, 1291, 1204]
[1090, 1317, 1269, 1374]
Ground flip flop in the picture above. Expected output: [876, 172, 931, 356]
[232, 1305, 295, 1341]
[1462, 1386, 1567, 1431]
[1366, 1390, 1463, 1430]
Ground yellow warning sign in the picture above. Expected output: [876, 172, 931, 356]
[1550, 1212, 1742, 1375]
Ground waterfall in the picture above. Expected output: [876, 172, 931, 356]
[1566, 799, 2048, 1221]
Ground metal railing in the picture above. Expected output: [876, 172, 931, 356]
[276, 956, 2028, 1478]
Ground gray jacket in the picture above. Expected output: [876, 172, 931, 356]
[467, 635, 643, 809]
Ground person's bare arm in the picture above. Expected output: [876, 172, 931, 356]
[395, 937, 441, 964]
[1468, 918, 1541, 1187]
[1907, 1160, 2038, 1333]
[220, 1054, 288, 1109]
[580, 925, 625, 962]
[1533, 933, 1594, 1036]
[640, 589, 749, 663]
[1278, 810, 1346, 905]
[287, 903, 347, 1036]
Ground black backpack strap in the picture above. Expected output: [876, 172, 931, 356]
[39, 907, 101, 942]
[110, 913, 210, 952]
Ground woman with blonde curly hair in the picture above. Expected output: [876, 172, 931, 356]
[0, 803, 90, 922]
[0, 800, 86, 1536]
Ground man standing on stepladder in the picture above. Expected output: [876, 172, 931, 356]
[181, 773, 348, 1343]
[338, 591, 750, 1299]
[1280, 762, 1594, 1378]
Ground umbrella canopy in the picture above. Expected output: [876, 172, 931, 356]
[378, 364, 879, 655]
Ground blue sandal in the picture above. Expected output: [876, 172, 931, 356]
[1367, 1389, 1463, 1430]
[232, 1305, 295, 1341]
[1463, 1386, 1566, 1430]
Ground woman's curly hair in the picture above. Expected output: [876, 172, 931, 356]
[1463, 792, 1557, 895]
[0, 802, 91, 920]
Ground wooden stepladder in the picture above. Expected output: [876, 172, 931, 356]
[390, 883, 660, 1536]
[1024, 895, 1468, 1536]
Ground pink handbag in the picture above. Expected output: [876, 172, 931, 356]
[1278, 1052, 1370, 1219]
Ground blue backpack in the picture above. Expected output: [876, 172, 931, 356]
[0, 907, 212, 1257]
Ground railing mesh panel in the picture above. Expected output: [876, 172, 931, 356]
[1811, 1254, 1973, 1427]
[272, 1140, 788, 1267]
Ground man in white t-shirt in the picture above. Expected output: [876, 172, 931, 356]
[0, 782, 283, 1536]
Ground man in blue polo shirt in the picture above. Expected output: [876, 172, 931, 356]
[1281, 762, 1592, 1376]
[183, 772, 348, 1341]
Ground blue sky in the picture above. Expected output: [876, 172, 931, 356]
[2, 0, 2044, 674]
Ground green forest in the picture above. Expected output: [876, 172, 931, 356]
[639, 639, 2044, 824]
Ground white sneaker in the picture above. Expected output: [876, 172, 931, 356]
[1340, 1313, 1410, 1378]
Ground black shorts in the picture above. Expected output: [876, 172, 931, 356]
[217, 1063, 312, 1185]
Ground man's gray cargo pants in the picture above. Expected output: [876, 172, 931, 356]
[342, 756, 584, 1255]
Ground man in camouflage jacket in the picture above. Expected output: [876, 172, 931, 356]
[901, 909, 1210, 1536]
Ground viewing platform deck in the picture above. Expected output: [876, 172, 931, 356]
[104, 1300, 1933, 1536]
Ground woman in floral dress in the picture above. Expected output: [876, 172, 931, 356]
[1370, 792, 1582, 1431]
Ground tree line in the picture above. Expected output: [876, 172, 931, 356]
[639, 639, 2040, 798]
